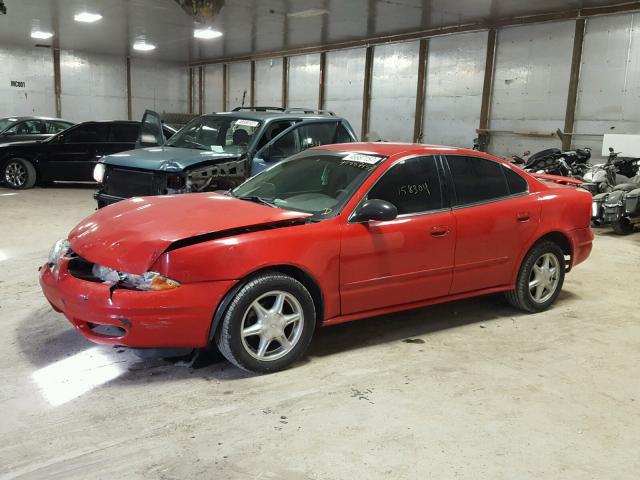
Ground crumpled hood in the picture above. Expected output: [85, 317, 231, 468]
[68, 193, 310, 274]
[102, 146, 241, 171]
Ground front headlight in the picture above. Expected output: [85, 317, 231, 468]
[91, 264, 180, 291]
[48, 239, 70, 266]
[93, 163, 106, 183]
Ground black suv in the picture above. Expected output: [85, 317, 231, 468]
[0, 120, 176, 189]
[94, 107, 357, 208]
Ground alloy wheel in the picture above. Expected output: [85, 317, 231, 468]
[5, 161, 27, 188]
[240, 290, 304, 361]
[528, 253, 560, 304]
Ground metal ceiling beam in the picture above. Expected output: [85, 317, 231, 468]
[189, 1, 640, 66]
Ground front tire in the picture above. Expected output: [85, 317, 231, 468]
[505, 241, 565, 313]
[612, 218, 634, 235]
[215, 272, 316, 373]
[3, 158, 36, 189]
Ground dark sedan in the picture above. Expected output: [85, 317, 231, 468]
[0, 116, 74, 143]
[0, 120, 176, 189]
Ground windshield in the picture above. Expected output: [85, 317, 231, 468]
[232, 149, 387, 218]
[165, 116, 260, 154]
[0, 118, 19, 132]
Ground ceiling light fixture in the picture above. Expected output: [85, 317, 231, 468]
[133, 41, 156, 51]
[287, 8, 329, 18]
[194, 28, 223, 40]
[74, 12, 102, 23]
[31, 30, 54, 39]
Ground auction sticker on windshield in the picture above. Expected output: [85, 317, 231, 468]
[236, 119, 259, 127]
[343, 153, 384, 164]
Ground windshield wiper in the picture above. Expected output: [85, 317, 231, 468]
[238, 196, 277, 208]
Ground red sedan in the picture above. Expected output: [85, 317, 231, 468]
[40, 143, 594, 373]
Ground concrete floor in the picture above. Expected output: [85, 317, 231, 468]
[1, 185, 639, 480]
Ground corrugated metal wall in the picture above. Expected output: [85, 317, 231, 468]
[204, 64, 224, 113]
[369, 41, 420, 142]
[324, 48, 367, 139]
[254, 59, 283, 107]
[489, 21, 574, 157]
[130, 58, 189, 121]
[60, 51, 128, 122]
[423, 31, 487, 148]
[0, 46, 56, 117]
[575, 13, 640, 160]
[288, 54, 321, 109]
[227, 62, 252, 110]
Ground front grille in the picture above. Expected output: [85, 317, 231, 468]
[103, 168, 161, 198]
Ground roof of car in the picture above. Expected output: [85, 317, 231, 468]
[315, 142, 486, 159]
[204, 111, 339, 121]
[0, 116, 73, 122]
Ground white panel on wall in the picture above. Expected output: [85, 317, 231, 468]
[423, 31, 487, 149]
[60, 51, 127, 122]
[0, 46, 55, 117]
[325, 48, 366, 139]
[130, 58, 188, 120]
[575, 14, 640, 161]
[489, 21, 574, 157]
[227, 62, 251, 110]
[204, 64, 224, 113]
[288, 54, 320, 109]
[255, 59, 283, 107]
[369, 41, 420, 142]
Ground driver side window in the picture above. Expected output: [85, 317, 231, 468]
[368, 156, 443, 215]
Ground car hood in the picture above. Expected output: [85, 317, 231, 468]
[102, 146, 242, 172]
[68, 193, 310, 274]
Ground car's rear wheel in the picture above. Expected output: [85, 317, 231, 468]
[215, 272, 316, 373]
[505, 241, 565, 313]
[3, 158, 36, 189]
[612, 218, 634, 235]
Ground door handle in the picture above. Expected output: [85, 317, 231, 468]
[517, 212, 530, 222]
[430, 225, 450, 237]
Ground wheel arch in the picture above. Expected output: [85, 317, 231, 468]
[207, 264, 325, 343]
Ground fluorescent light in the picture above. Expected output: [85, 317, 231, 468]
[133, 41, 156, 51]
[287, 8, 329, 18]
[31, 30, 54, 40]
[194, 28, 223, 40]
[74, 12, 103, 23]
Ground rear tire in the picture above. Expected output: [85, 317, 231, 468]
[3, 158, 36, 189]
[612, 218, 634, 235]
[505, 241, 565, 313]
[215, 272, 316, 374]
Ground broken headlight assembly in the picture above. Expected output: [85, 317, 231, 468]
[48, 239, 70, 266]
[91, 264, 180, 291]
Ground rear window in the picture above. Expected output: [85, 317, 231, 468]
[446, 155, 509, 206]
[504, 167, 528, 194]
[109, 123, 139, 143]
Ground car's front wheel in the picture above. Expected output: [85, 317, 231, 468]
[215, 272, 316, 373]
[505, 241, 565, 313]
[3, 158, 36, 189]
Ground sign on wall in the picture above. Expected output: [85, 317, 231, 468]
[10, 80, 26, 88]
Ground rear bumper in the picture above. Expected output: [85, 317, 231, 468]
[568, 227, 593, 269]
[40, 258, 235, 348]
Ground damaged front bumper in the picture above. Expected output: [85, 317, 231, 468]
[39, 257, 235, 348]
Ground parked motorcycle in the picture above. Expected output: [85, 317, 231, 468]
[590, 148, 640, 234]
[523, 147, 591, 179]
[583, 147, 639, 195]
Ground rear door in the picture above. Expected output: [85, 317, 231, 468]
[251, 119, 356, 175]
[98, 122, 139, 159]
[136, 110, 165, 149]
[39, 123, 108, 181]
[445, 154, 539, 294]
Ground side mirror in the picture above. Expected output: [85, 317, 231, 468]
[523, 150, 531, 157]
[351, 199, 398, 223]
[609, 147, 614, 153]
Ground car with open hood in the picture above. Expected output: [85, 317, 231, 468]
[0, 119, 176, 189]
[40, 143, 593, 373]
[93, 107, 357, 208]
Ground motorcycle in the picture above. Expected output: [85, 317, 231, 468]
[523, 147, 592, 179]
[590, 148, 640, 234]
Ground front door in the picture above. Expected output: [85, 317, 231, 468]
[339, 155, 455, 315]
